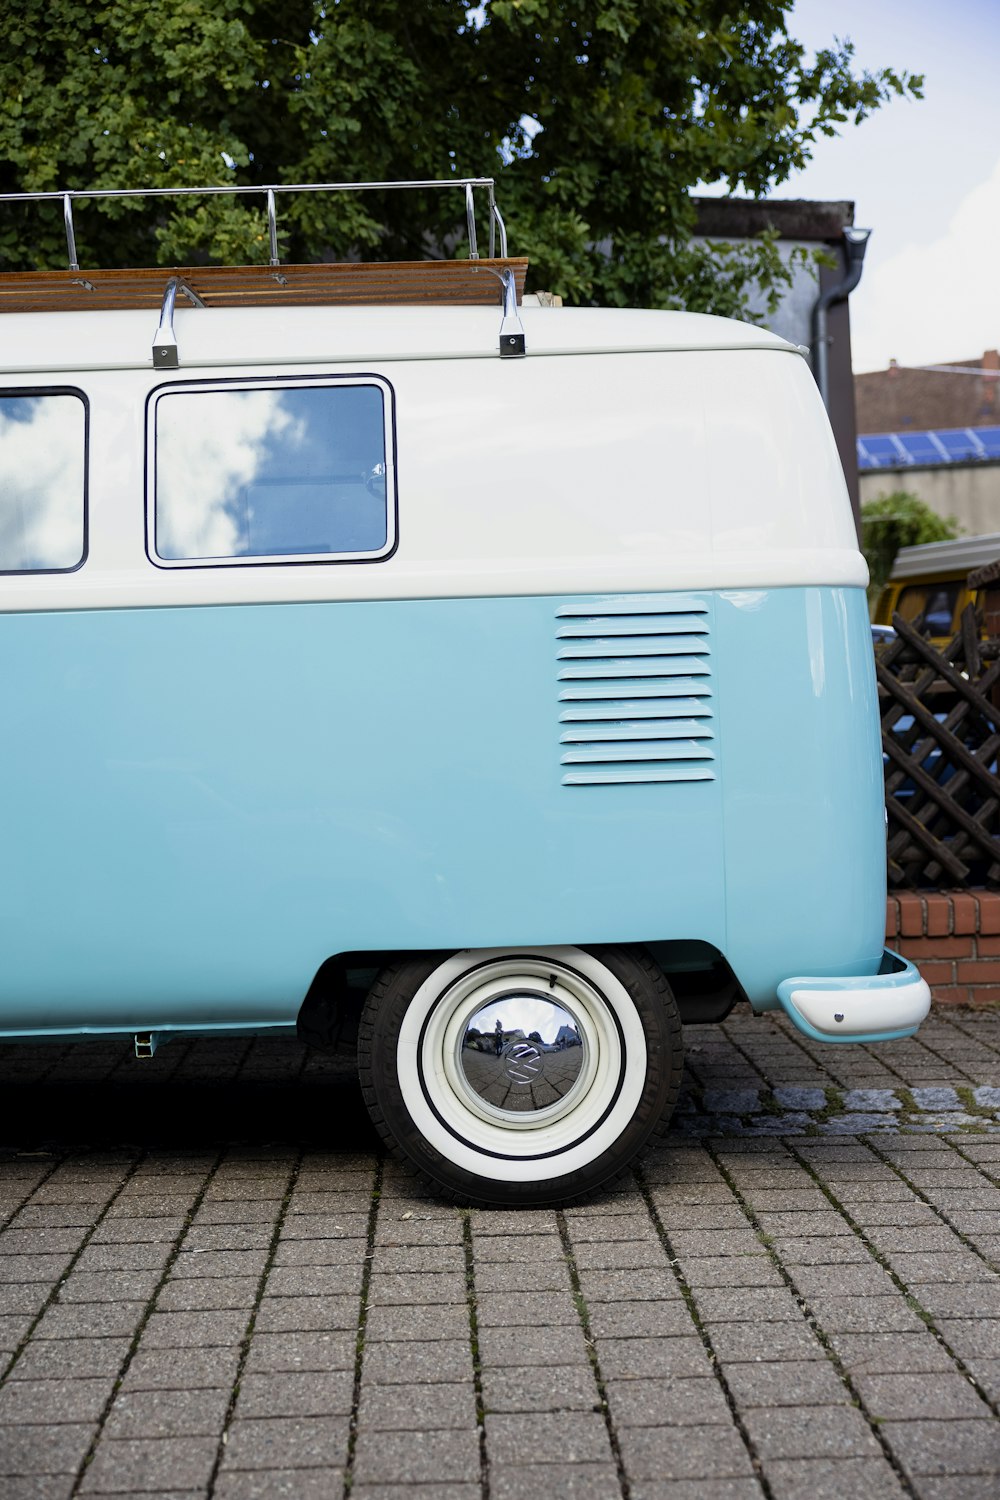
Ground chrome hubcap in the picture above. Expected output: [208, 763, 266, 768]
[456, 992, 587, 1119]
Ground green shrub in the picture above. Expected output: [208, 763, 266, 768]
[861, 492, 960, 610]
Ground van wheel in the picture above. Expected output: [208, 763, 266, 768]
[357, 946, 683, 1207]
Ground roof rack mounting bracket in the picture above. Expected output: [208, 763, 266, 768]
[152, 276, 206, 369]
[498, 266, 526, 359]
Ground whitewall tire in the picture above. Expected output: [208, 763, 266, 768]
[358, 945, 683, 1206]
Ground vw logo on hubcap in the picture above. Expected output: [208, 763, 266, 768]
[503, 1042, 542, 1085]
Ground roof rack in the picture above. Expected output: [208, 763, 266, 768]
[0, 178, 528, 362]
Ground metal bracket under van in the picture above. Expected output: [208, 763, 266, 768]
[0, 178, 529, 365]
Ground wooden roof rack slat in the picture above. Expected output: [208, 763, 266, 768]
[0, 258, 529, 314]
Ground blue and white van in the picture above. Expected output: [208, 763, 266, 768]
[0, 181, 929, 1204]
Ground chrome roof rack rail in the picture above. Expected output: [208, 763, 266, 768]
[0, 178, 526, 358]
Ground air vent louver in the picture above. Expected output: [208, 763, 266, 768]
[557, 599, 714, 787]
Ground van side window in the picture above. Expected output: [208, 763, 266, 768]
[0, 390, 87, 574]
[150, 380, 394, 566]
[896, 582, 960, 638]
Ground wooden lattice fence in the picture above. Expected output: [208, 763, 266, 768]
[878, 607, 1000, 889]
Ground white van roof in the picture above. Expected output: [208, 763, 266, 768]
[0, 298, 798, 375]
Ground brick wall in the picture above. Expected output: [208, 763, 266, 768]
[887, 892, 1000, 1007]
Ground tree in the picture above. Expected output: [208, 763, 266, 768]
[861, 491, 960, 610]
[0, 1, 921, 315]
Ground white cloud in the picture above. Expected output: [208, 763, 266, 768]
[0, 396, 85, 570]
[851, 154, 1000, 372]
[156, 390, 302, 559]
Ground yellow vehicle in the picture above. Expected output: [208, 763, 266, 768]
[874, 533, 1000, 642]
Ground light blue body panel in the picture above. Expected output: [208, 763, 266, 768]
[0, 586, 884, 1036]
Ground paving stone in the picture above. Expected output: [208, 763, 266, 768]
[278, 1214, 370, 1242]
[670, 1230, 767, 1258]
[854, 1372, 989, 1422]
[768, 1236, 871, 1267]
[242, 1331, 356, 1375]
[100, 1385, 230, 1441]
[629, 1482, 764, 1500]
[91, 1218, 187, 1245]
[606, 1374, 732, 1426]
[235, 1371, 354, 1420]
[7, 1337, 132, 1382]
[155, 1277, 258, 1312]
[263, 1265, 363, 1299]
[252, 1295, 357, 1334]
[471, 1233, 566, 1264]
[576, 1268, 682, 1302]
[31, 1301, 146, 1341]
[911, 1088, 962, 1112]
[356, 1381, 476, 1432]
[79, 1435, 219, 1492]
[489, 1467, 621, 1500]
[480, 1364, 600, 1414]
[221, 1414, 351, 1470]
[170, 1249, 269, 1280]
[702, 1090, 764, 1115]
[571, 1240, 670, 1271]
[477, 1326, 588, 1368]
[973, 1087, 1000, 1110]
[742, 1403, 882, 1460]
[880, 1419, 1000, 1477]
[351, 1428, 481, 1484]
[564, 1213, 657, 1243]
[587, 1301, 696, 1340]
[473, 1266, 575, 1302]
[722, 1360, 849, 1408]
[73, 1243, 172, 1274]
[820, 1114, 901, 1134]
[598, 1336, 711, 1381]
[692, 1287, 805, 1324]
[361, 1339, 474, 1385]
[935, 1319, 1000, 1360]
[374, 1219, 464, 1249]
[57, 1271, 162, 1305]
[803, 1295, 927, 1335]
[762, 1456, 906, 1499]
[0, 1377, 113, 1424]
[840, 1091, 904, 1113]
[829, 1332, 957, 1377]
[215, 1472, 345, 1500]
[364, 1246, 466, 1276]
[709, 1320, 823, 1363]
[121, 1344, 241, 1392]
[476, 1291, 578, 1328]
[274, 1237, 378, 1269]
[364, 1304, 469, 1342]
[617, 1423, 755, 1481]
[772, 1088, 827, 1112]
[0, 1421, 95, 1476]
[139, 1310, 249, 1347]
[0, 1479, 91, 1500]
[680, 1257, 786, 1289]
[486, 1411, 611, 1463]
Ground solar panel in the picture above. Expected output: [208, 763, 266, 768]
[899, 432, 942, 463]
[976, 427, 1000, 458]
[857, 425, 1000, 469]
[936, 430, 980, 460]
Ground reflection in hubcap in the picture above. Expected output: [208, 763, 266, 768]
[459, 993, 586, 1115]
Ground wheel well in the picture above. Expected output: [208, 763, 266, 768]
[297, 942, 744, 1050]
[642, 941, 746, 1024]
[296, 950, 444, 1052]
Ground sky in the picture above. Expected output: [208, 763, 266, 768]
[767, 0, 1000, 373]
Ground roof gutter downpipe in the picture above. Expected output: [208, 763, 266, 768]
[811, 226, 871, 409]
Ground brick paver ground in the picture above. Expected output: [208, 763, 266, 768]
[2, 1004, 1000, 1499]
